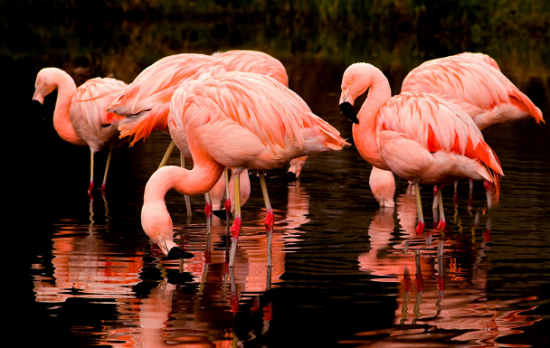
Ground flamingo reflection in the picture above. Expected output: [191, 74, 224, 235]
[32, 223, 143, 303]
[357, 191, 538, 346]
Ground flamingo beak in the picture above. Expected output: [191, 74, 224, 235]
[32, 89, 44, 104]
[158, 239, 194, 259]
[339, 90, 358, 124]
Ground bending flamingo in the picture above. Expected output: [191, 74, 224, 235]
[402, 52, 543, 205]
[32, 67, 128, 196]
[401, 52, 544, 130]
[142, 71, 349, 264]
[339, 63, 503, 233]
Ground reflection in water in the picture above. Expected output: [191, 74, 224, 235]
[357, 190, 539, 347]
[32, 179, 311, 346]
[32, 223, 143, 303]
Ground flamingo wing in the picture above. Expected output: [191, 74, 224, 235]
[72, 77, 128, 129]
[212, 50, 289, 87]
[111, 54, 228, 144]
[172, 72, 347, 167]
[402, 58, 543, 125]
[377, 92, 503, 176]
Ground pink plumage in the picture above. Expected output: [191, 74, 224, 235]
[340, 63, 503, 232]
[401, 52, 544, 130]
[33, 67, 128, 195]
[142, 71, 349, 264]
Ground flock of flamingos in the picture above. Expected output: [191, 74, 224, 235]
[32, 50, 544, 268]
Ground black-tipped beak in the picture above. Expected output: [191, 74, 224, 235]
[339, 102, 359, 124]
[167, 247, 194, 259]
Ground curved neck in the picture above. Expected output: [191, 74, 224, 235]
[51, 71, 84, 145]
[144, 160, 225, 205]
[353, 69, 393, 170]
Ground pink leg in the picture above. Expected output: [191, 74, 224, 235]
[436, 184, 446, 230]
[414, 183, 425, 234]
[259, 171, 274, 267]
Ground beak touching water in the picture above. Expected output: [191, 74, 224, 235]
[158, 239, 194, 259]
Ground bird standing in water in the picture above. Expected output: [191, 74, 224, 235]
[142, 71, 349, 265]
[339, 63, 503, 233]
[32, 67, 128, 197]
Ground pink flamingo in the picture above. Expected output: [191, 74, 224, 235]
[402, 52, 544, 131]
[339, 63, 503, 233]
[402, 52, 543, 206]
[32, 67, 128, 196]
[142, 71, 349, 264]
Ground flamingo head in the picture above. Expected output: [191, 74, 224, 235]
[141, 201, 193, 259]
[33, 68, 59, 104]
[339, 63, 378, 124]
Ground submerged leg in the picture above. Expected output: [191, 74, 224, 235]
[229, 173, 242, 267]
[414, 183, 425, 234]
[259, 171, 274, 267]
[101, 147, 113, 193]
[436, 184, 446, 230]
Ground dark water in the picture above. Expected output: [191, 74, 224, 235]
[3, 12, 550, 348]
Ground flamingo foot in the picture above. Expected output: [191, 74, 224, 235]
[205, 202, 212, 216]
[265, 210, 274, 230]
[437, 219, 446, 230]
[416, 221, 425, 235]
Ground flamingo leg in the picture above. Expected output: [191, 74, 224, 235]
[158, 140, 176, 168]
[453, 180, 459, 208]
[224, 168, 231, 213]
[204, 192, 212, 217]
[88, 148, 95, 198]
[101, 147, 113, 193]
[414, 183, 425, 234]
[468, 179, 474, 212]
[259, 171, 274, 267]
[436, 184, 446, 230]
[229, 173, 242, 267]
[180, 153, 192, 217]
[432, 186, 439, 225]
[484, 181, 493, 210]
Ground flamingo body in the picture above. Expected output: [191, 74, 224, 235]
[401, 53, 544, 130]
[143, 71, 349, 258]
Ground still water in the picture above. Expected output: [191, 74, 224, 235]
[3, 15, 550, 348]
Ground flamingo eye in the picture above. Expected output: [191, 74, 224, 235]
[154, 230, 159, 235]
[348, 81, 352, 86]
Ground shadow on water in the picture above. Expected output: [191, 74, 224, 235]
[2, 3, 550, 347]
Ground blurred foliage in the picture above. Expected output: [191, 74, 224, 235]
[1, 0, 549, 104]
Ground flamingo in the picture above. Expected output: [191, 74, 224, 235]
[402, 52, 543, 205]
[401, 52, 544, 131]
[32, 67, 128, 196]
[339, 63, 503, 233]
[142, 71, 349, 264]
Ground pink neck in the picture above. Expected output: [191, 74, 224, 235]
[144, 161, 225, 204]
[353, 70, 393, 170]
[51, 72, 85, 145]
